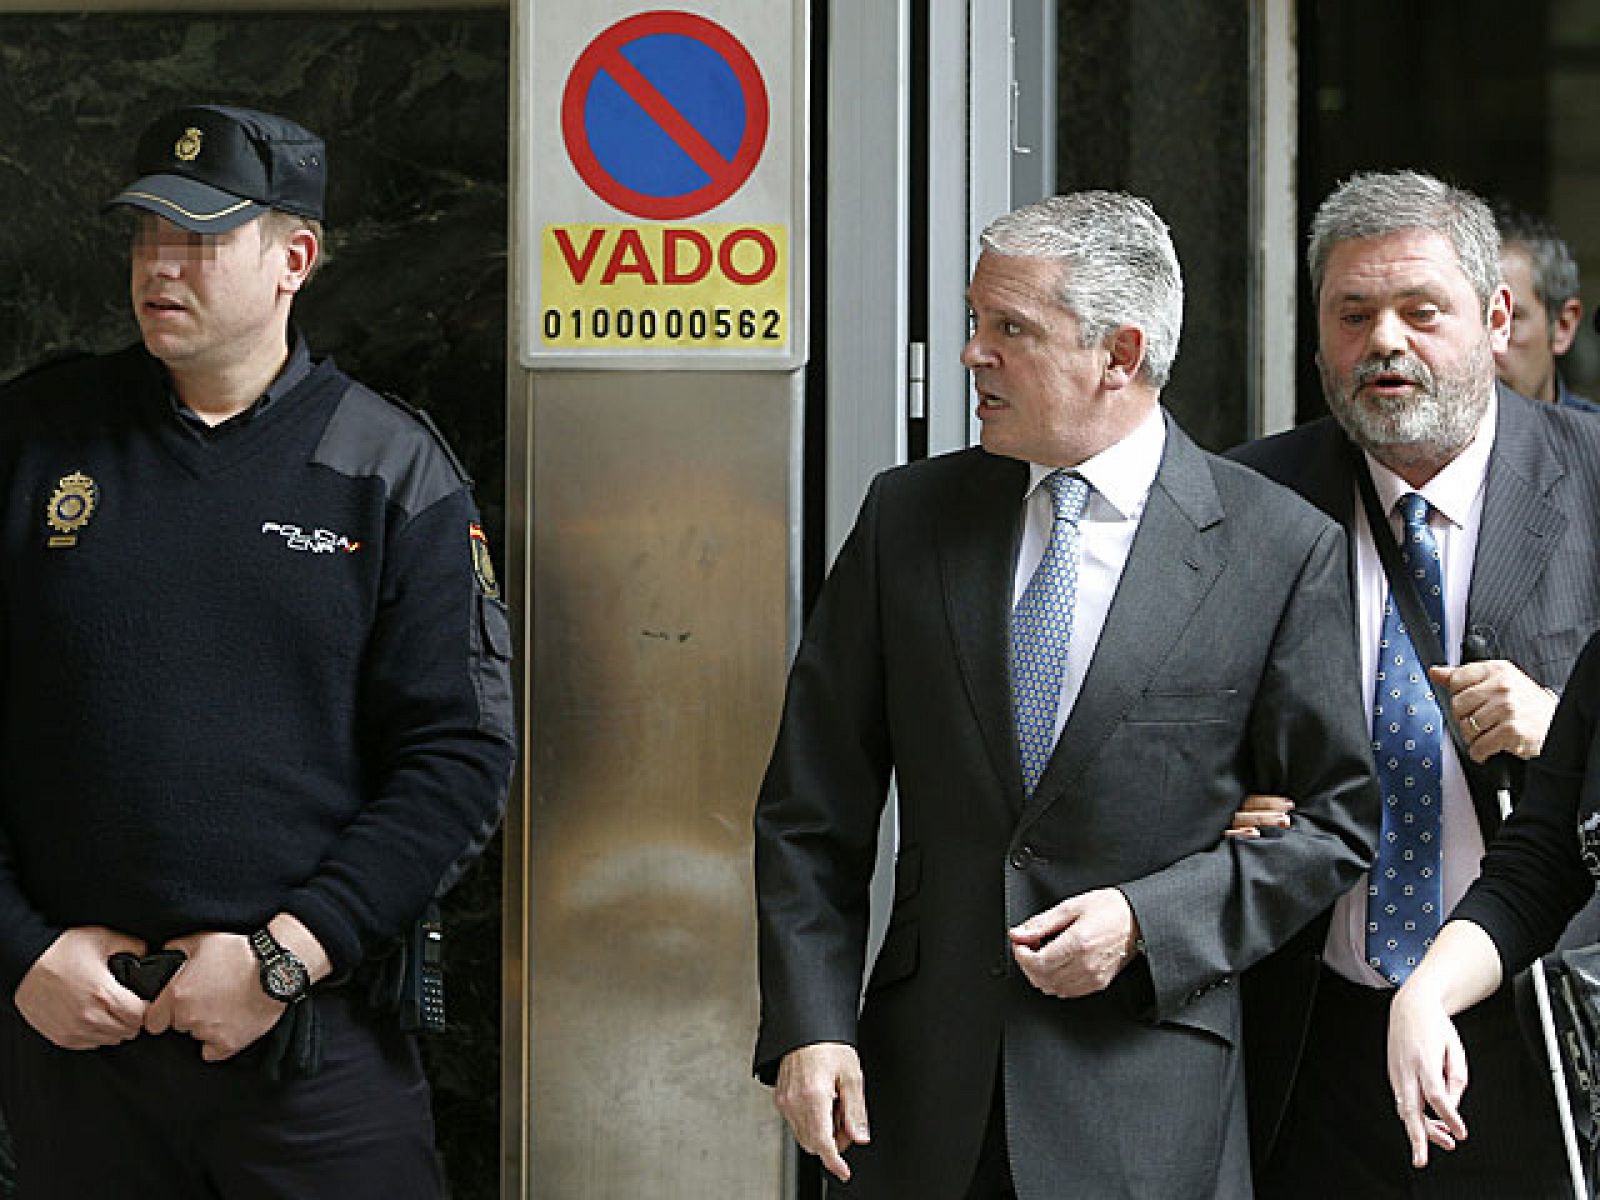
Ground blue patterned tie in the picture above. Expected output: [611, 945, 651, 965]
[1012, 471, 1090, 796]
[1366, 493, 1446, 986]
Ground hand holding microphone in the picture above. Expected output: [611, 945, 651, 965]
[1428, 628, 1555, 767]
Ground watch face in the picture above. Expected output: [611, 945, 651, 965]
[262, 954, 309, 1002]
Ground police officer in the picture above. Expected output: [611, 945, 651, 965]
[0, 105, 515, 1199]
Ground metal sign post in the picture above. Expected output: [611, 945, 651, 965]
[507, 3, 808, 1196]
[519, 1, 807, 370]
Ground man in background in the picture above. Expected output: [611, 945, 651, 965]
[1235, 170, 1600, 1198]
[1494, 201, 1597, 412]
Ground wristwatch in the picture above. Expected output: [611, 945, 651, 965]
[248, 927, 311, 1004]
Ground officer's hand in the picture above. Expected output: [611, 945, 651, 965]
[774, 1042, 870, 1183]
[1009, 888, 1141, 998]
[1430, 660, 1557, 763]
[144, 931, 284, 1062]
[14, 926, 148, 1049]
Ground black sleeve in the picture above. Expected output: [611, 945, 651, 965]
[0, 396, 65, 994]
[282, 485, 516, 972]
[1450, 633, 1600, 975]
[0, 571, 65, 994]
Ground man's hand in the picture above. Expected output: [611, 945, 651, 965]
[143, 931, 285, 1062]
[1008, 888, 1141, 998]
[1430, 660, 1557, 763]
[1225, 793, 1295, 838]
[145, 915, 330, 1062]
[774, 1042, 870, 1183]
[13, 926, 149, 1049]
[1387, 979, 1470, 1167]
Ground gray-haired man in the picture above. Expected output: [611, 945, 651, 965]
[1234, 169, 1600, 1198]
[754, 191, 1376, 1198]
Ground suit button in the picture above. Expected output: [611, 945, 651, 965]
[1010, 845, 1034, 870]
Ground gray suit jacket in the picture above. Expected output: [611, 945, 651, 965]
[754, 415, 1379, 1199]
[1230, 383, 1600, 1162]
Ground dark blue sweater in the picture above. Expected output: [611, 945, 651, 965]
[0, 344, 515, 994]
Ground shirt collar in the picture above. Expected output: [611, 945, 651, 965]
[169, 328, 312, 432]
[1362, 389, 1497, 531]
[1025, 404, 1167, 520]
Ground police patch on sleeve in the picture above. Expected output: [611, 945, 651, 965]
[470, 523, 500, 599]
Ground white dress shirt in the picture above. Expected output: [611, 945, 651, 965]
[1324, 394, 1498, 987]
[1011, 405, 1167, 744]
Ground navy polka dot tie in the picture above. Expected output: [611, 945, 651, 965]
[1012, 471, 1090, 796]
[1366, 492, 1445, 986]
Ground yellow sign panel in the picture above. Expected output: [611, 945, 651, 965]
[541, 223, 788, 350]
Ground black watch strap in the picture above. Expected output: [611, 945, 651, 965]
[249, 926, 310, 1003]
[248, 927, 281, 961]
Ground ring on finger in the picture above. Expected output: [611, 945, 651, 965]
[1466, 714, 1481, 736]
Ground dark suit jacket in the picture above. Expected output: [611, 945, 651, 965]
[1230, 383, 1600, 1163]
[754, 415, 1379, 1200]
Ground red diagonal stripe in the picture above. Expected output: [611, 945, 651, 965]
[599, 47, 735, 185]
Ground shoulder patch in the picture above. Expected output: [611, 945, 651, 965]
[311, 381, 474, 521]
[470, 522, 501, 599]
[377, 391, 473, 487]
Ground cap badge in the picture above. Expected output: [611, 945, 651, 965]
[174, 127, 203, 163]
[45, 471, 98, 548]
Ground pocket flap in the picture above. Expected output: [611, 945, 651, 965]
[1162, 976, 1237, 1047]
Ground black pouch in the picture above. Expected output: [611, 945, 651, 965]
[255, 998, 324, 1082]
[1516, 946, 1600, 1155]
[363, 901, 447, 1034]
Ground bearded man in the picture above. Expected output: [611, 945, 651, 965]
[1229, 170, 1600, 1199]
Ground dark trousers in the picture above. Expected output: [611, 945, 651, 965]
[824, 1074, 1016, 1200]
[1259, 967, 1573, 1200]
[0, 989, 442, 1200]
[964, 1076, 1017, 1200]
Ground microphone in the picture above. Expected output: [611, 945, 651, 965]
[1464, 624, 1500, 660]
[1461, 630, 1494, 667]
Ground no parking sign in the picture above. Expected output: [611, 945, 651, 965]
[519, 2, 807, 369]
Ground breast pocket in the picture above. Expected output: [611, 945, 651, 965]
[1123, 688, 1239, 726]
[1533, 622, 1600, 684]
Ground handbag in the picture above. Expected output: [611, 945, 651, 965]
[1516, 946, 1600, 1155]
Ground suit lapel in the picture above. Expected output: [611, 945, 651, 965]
[1020, 418, 1226, 827]
[1453, 388, 1571, 841]
[1288, 419, 1359, 532]
[1466, 385, 1569, 646]
[938, 452, 1031, 805]
[1289, 421, 1364, 608]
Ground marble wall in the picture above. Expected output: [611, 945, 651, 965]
[1056, 0, 1252, 451]
[0, 13, 509, 1199]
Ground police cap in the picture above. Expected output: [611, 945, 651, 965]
[107, 105, 325, 234]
